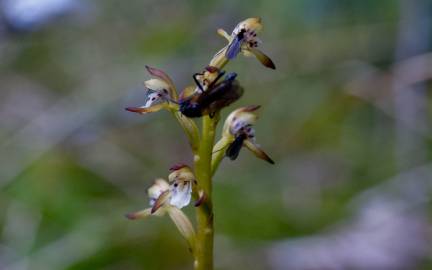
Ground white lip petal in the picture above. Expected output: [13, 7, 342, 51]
[170, 182, 192, 209]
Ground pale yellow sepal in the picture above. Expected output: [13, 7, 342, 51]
[167, 206, 196, 250]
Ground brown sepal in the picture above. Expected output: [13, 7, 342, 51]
[249, 48, 276, 70]
[145, 65, 175, 85]
[243, 105, 261, 112]
[169, 163, 189, 171]
[244, 140, 275, 164]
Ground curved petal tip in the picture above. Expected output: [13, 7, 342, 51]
[125, 107, 145, 113]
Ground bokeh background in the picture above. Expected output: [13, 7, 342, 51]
[1, 0, 431, 269]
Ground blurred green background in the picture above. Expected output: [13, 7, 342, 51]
[0, 0, 431, 269]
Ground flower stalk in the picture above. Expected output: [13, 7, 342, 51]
[125, 17, 275, 270]
[193, 113, 218, 269]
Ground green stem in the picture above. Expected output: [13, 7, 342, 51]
[193, 52, 228, 270]
[193, 114, 218, 270]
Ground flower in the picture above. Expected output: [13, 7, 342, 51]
[125, 164, 197, 220]
[125, 166, 197, 249]
[125, 65, 179, 114]
[149, 168, 194, 214]
[125, 66, 200, 151]
[214, 105, 274, 165]
[211, 17, 275, 69]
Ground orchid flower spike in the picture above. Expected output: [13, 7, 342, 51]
[126, 65, 179, 114]
[211, 17, 275, 69]
[221, 105, 274, 164]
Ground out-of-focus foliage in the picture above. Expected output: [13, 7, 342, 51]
[0, 0, 431, 269]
